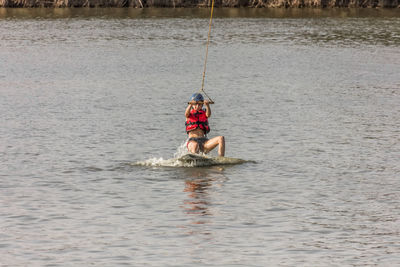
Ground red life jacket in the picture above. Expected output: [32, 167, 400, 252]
[185, 109, 210, 134]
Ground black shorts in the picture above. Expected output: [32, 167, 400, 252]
[187, 137, 209, 152]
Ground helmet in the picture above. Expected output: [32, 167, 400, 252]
[190, 93, 204, 102]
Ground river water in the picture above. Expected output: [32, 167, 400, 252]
[1, 8, 399, 266]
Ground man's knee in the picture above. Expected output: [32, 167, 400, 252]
[219, 136, 225, 144]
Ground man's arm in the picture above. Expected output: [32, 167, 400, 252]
[185, 103, 193, 118]
[204, 101, 211, 118]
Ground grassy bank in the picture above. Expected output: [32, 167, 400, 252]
[0, 0, 399, 8]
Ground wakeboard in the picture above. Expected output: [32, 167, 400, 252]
[177, 153, 247, 167]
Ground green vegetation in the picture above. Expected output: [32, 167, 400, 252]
[1, 0, 398, 8]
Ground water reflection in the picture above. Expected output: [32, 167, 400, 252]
[181, 167, 227, 228]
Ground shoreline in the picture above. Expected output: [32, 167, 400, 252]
[1, 0, 399, 8]
[1, 7, 399, 19]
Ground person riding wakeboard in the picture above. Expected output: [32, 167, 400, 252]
[185, 93, 225, 157]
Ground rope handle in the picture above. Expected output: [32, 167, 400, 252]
[187, 100, 214, 105]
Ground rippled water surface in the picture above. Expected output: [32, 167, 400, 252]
[1, 8, 399, 266]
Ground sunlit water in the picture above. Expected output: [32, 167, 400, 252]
[1, 8, 399, 266]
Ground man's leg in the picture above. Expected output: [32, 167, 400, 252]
[204, 136, 225, 157]
[187, 140, 199, 154]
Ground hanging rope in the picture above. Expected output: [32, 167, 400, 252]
[199, 0, 215, 104]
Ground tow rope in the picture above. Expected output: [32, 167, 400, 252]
[199, 0, 215, 104]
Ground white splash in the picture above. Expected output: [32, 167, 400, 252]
[173, 139, 190, 158]
[135, 140, 193, 167]
[134, 140, 246, 168]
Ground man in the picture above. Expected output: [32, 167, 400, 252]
[185, 93, 225, 157]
